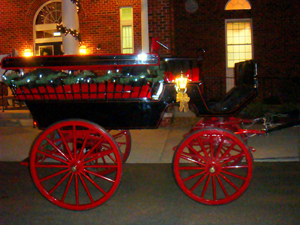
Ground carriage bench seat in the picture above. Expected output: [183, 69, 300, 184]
[209, 60, 257, 113]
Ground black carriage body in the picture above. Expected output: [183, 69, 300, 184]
[22, 83, 205, 130]
[2, 54, 258, 130]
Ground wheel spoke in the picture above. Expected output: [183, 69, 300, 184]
[219, 152, 245, 166]
[200, 174, 211, 198]
[212, 175, 216, 201]
[78, 173, 94, 204]
[210, 136, 214, 160]
[75, 174, 79, 206]
[190, 173, 208, 192]
[197, 137, 210, 160]
[57, 128, 74, 161]
[82, 149, 114, 165]
[213, 137, 224, 161]
[81, 172, 107, 195]
[222, 165, 249, 169]
[35, 164, 69, 168]
[83, 169, 116, 183]
[186, 144, 208, 163]
[218, 173, 239, 191]
[220, 169, 247, 181]
[39, 168, 69, 183]
[182, 170, 206, 182]
[73, 125, 77, 160]
[180, 154, 206, 167]
[216, 142, 236, 163]
[179, 166, 205, 170]
[112, 131, 125, 140]
[61, 173, 74, 202]
[80, 137, 104, 162]
[48, 171, 71, 195]
[36, 150, 69, 164]
[216, 174, 229, 198]
[45, 137, 71, 162]
[77, 129, 91, 160]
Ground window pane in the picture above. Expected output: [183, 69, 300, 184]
[226, 21, 252, 68]
[122, 26, 133, 53]
[121, 8, 133, 21]
[225, 0, 251, 10]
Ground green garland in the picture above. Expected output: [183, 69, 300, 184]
[57, 23, 82, 43]
[2, 66, 165, 88]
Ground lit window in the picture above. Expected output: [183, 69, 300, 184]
[120, 7, 133, 54]
[226, 21, 252, 68]
[225, 0, 251, 10]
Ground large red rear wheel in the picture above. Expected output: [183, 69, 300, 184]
[173, 128, 253, 205]
[30, 120, 123, 210]
[108, 130, 131, 162]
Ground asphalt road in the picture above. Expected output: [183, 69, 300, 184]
[0, 162, 299, 225]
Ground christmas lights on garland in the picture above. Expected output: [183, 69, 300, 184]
[70, 0, 81, 13]
[56, 0, 81, 43]
[2, 66, 165, 88]
[57, 23, 82, 43]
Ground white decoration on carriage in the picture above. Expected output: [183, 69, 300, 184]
[152, 81, 164, 100]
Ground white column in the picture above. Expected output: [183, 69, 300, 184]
[62, 0, 79, 55]
[141, 0, 149, 53]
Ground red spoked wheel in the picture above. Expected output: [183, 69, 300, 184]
[30, 120, 123, 210]
[108, 130, 131, 162]
[173, 128, 253, 205]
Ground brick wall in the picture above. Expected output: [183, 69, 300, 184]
[80, 0, 142, 54]
[1, 0, 300, 101]
[169, 0, 300, 99]
[0, 0, 142, 55]
[0, 0, 49, 55]
[148, 0, 173, 57]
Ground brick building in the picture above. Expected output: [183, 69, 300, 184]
[1, 0, 300, 101]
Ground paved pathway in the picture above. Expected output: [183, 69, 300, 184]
[0, 162, 299, 225]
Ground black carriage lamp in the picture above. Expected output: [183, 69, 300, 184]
[175, 71, 190, 112]
[96, 44, 101, 50]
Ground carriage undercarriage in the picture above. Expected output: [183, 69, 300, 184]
[1, 53, 296, 210]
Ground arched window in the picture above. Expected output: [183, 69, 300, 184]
[225, 0, 251, 10]
[34, 0, 63, 56]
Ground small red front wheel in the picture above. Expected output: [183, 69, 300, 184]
[173, 128, 253, 205]
[30, 119, 123, 210]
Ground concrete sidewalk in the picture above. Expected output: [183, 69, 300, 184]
[0, 109, 299, 162]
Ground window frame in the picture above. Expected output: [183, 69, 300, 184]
[120, 7, 134, 54]
[33, 0, 62, 55]
[225, 18, 254, 91]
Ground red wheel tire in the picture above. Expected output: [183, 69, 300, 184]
[30, 120, 123, 210]
[173, 128, 253, 205]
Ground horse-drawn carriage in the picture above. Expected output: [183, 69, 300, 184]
[1, 50, 294, 210]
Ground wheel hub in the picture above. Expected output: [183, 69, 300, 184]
[70, 161, 82, 173]
[71, 165, 77, 172]
[209, 166, 216, 174]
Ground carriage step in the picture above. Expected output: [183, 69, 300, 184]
[20, 157, 29, 166]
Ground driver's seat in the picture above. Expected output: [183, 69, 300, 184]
[209, 60, 257, 113]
